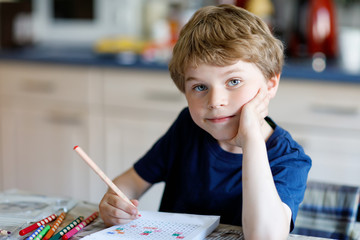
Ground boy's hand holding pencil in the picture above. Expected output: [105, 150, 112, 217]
[99, 191, 140, 226]
[73, 146, 140, 226]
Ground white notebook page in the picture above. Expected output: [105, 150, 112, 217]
[82, 211, 220, 240]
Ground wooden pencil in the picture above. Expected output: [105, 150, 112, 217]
[73, 145, 135, 207]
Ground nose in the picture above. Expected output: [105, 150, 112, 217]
[207, 88, 228, 109]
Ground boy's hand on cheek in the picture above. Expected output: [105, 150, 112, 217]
[232, 88, 270, 147]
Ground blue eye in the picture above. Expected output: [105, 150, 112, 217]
[194, 85, 207, 92]
[228, 79, 240, 86]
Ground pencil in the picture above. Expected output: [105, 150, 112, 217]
[25, 225, 44, 240]
[43, 212, 66, 240]
[49, 216, 83, 240]
[61, 212, 98, 240]
[73, 145, 136, 207]
[19, 214, 57, 236]
[34, 225, 51, 240]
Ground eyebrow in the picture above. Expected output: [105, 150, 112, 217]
[185, 68, 243, 82]
[185, 76, 198, 82]
[223, 69, 243, 75]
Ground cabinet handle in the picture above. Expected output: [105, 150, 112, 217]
[144, 91, 183, 102]
[310, 104, 358, 116]
[47, 111, 83, 126]
[21, 80, 55, 94]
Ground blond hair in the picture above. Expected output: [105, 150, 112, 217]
[168, 4, 284, 93]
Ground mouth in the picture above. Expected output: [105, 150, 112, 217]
[206, 115, 235, 123]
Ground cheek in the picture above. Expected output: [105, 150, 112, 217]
[232, 88, 258, 109]
[185, 96, 202, 118]
[188, 105, 204, 129]
[185, 93, 204, 110]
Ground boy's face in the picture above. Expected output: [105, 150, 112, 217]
[184, 60, 270, 143]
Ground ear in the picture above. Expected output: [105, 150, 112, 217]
[267, 74, 280, 99]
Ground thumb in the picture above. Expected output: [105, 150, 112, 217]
[131, 199, 139, 207]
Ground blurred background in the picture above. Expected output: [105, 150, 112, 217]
[0, 0, 359, 210]
[0, 0, 360, 69]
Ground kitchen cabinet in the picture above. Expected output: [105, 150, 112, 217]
[0, 61, 187, 209]
[0, 61, 103, 201]
[270, 79, 360, 186]
[102, 69, 187, 210]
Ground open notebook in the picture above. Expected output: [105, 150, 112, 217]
[82, 211, 220, 240]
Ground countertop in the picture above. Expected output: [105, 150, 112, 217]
[0, 45, 359, 83]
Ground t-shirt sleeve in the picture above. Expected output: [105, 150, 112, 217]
[268, 132, 312, 232]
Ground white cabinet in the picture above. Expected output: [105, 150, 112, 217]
[270, 79, 360, 186]
[0, 62, 103, 201]
[0, 62, 187, 208]
[102, 69, 187, 210]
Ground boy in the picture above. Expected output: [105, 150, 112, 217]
[99, 4, 311, 239]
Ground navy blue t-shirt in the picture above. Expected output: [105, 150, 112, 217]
[134, 107, 311, 231]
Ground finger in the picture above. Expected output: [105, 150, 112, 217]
[99, 193, 139, 227]
[100, 194, 139, 224]
[258, 96, 269, 116]
[253, 90, 270, 124]
[100, 201, 139, 226]
[250, 88, 268, 109]
[259, 104, 269, 122]
[106, 193, 139, 216]
[131, 199, 140, 207]
[258, 88, 270, 103]
[101, 211, 137, 226]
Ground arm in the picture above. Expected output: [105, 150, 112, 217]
[234, 88, 291, 239]
[99, 167, 152, 226]
[241, 129, 291, 240]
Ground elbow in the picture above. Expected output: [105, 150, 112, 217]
[244, 231, 289, 240]
[243, 225, 289, 240]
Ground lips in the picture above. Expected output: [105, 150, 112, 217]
[207, 115, 235, 123]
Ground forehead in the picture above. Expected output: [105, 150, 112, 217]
[184, 60, 263, 80]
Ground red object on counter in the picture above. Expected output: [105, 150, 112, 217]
[307, 0, 338, 58]
[19, 214, 57, 236]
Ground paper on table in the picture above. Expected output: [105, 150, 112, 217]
[0, 189, 77, 221]
[0, 189, 78, 240]
[82, 211, 220, 240]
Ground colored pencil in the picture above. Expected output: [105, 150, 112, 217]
[19, 214, 57, 236]
[25, 225, 45, 240]
[0, 229, 11, 235]
[61, 212, 98, 240]
[49, 216, 83, 240]
[73, 146, 135, 207]
[34, 225, 51, 240]
[43, 212, 66, 240]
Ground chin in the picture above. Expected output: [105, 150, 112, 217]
[209, 131, 236, 142]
